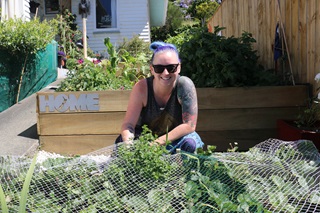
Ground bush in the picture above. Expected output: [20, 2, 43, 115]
[178, 26, 281, 87]
[57, 58, 134, 91]
[151, 1, 185, 42]
[117, 35, 151, 58]
[0, 18, 57, 56]
[57, 37, 152, 91]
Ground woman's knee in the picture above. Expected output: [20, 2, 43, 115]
[180, 138, 197, 153]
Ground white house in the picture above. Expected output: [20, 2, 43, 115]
[0, 0, 168, 54]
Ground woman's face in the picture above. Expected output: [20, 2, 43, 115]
[151, 51, 180, 87]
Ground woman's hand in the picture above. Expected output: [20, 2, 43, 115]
[124, 139, 133, 145]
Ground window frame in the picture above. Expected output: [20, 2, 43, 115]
[93, 0, 119, 32]
[44, 0, 60, 14]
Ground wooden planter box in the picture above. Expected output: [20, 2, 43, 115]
[277, 119, 320, 151]
[36, 85, 310, 155]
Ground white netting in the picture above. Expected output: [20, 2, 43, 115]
[1, 138, 320, 212]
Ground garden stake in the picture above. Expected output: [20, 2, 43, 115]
[277, 0, 295, 85]
[16, 54, 28, 103]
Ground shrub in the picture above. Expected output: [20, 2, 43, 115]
[151, 1, 185, 42]
[0, 18, 57, 56]
[117, 35, 151, 58]
[178, 26, 281, 87]
[56, 58, 134, 91]
[57, 37, 152, 91]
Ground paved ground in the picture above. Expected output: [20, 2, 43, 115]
[0, 78, 64, 157]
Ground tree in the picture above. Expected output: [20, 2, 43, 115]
[186, 0, 220, 26]
[151, 2, 184, 42]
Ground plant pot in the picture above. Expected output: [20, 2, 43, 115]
[277, 119, 320, 151]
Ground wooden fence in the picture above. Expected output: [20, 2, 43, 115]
[208, 0, 320, 91]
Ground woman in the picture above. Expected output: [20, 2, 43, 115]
[115, 42, 204, 153]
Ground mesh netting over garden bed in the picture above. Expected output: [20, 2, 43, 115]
[1, 138, 320, 212]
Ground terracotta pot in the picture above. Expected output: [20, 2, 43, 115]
[277, 119, 320, 151]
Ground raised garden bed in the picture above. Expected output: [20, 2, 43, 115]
[36, 85, 310, 155]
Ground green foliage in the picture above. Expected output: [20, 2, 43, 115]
[151, 1, 185, 42]
[181, 152, 267, 213]
[178, 26, 282, 87]
[57, 37, 151, 91]
[19, 154, 38, 213]
[0, 154, 38, 213]
[117, 35, 151, 58]
[104, 37, 119, 73]
[0, 18, 57, 56]
[1, 138, 318, 212]
[186, 0, 217, 20]
[55, 9, 83, 59]
[166, 24, 201, 51]
[295, 100, 320, 129]
[195, 1, 220, 26]
[115, 125, 175, 181]
[56, 58, 134, 91]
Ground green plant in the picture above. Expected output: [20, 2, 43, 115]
[178, 26, 281, 87]
[294, 74, 320, 130]
[0, 17, 58, 102]
[117, 35, 151, 58]
[115, 125, 174, 181]
[0, 153, 38, 213]
[57, 58, 134, 91]
[151, 1, 185, 42]
[181, 151, 267, 213]
[0, 18, 57, 56]
[166, 24, 201, 51]
[55, 9, 83, 59]
[195, 1, 220, 27]
[57, 36, 151, 91]
[295, 100, 320, 130]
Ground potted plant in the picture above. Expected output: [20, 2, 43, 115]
[277, 73, 320, 151]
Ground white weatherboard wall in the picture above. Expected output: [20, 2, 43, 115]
[1, 0, 30, 20]
[72, 0, 150, 54]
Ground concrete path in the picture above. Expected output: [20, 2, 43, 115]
[0, 79, 63, 157]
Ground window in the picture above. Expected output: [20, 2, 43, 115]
[96, 0, 117, 29]
[45, 0, 59, 14]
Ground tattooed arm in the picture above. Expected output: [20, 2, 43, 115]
[177, 76, 198, 130]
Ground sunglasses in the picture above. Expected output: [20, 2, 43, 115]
[152, 64, 179, 74]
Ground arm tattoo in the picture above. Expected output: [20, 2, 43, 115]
[178, 77, 198, 127]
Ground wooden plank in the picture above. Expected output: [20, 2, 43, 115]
[196, 85, 309, 109]
[39, 129, 276, 155]
[37, 86, 310, 114]
[291, 0, 299, 81]
[307, 0, 316, 85]
[299, 0, 307, 83]
[37, 90, 131, 113]
[226, 0, 233, 36]
[198, 128, 277, 152]
[38, 112, 125, 135]
[234, 0, 240, 36]
[315, 0, 320, 88]
[39, 135, 117, 155]
[39, 106, 302, 136]
[197, 107, 302, 131]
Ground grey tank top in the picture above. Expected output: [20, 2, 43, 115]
[139, 76, 182, 137]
